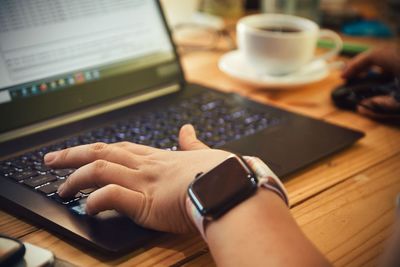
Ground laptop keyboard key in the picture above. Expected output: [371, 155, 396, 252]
[52, 192, 82, 205]
[34, 164, 51, 173]
[11, 170, 38, 181]
[38, 180, 65, 195]
[29, 154, 42, 163]
[11, 161, 27, 171]
[52, 169, 75, 177]
[0, 171, 13, 177]
[80, 188, 96, 195]
[69, 199, 87, 215]
[0, 165, 13, 176]
[23, 174, 57, 188]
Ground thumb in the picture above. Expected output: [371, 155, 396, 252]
[179, 124, 209, 150]
[341, 51, 372, 79]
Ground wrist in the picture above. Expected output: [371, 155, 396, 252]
[206, 188, 288, 237]
[204, 188, 331, 267]
[205, 189, 304, 267]
[186, 155, 289, 240]
[186, 186, 289, 240]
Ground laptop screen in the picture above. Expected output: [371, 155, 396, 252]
[0, 0, 183, 135]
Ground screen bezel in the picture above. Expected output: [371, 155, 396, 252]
[0, 0, 186, 136]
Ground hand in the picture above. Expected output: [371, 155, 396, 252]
[357, 95, 400, 120]
[341, 44, 400, 120]
[44, 124, 230, 233]
[342, 44, 400, 79]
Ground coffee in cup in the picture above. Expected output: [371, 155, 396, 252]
[237, 14, 342, 76]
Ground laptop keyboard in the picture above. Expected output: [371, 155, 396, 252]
[0, 92, 283, 215]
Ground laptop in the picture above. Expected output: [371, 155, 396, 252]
[0, 0, 363, 255]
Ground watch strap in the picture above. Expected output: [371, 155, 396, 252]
[243, 156, 289, 206]
[186, 197, 207, 239]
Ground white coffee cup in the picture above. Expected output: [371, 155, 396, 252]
[237, 14, 343, 76]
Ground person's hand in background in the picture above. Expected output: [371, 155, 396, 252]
[342, 44, 400, 120]
[44, 124, 230, 234]
[342, 44, 400, 78]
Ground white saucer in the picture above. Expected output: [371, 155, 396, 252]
[218, 50, 330, 89]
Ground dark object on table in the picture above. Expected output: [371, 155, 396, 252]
[332, 73, 396, 110]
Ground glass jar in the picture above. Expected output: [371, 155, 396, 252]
[199, 0, 245, 18]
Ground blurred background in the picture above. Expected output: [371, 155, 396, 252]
[161, 0, 399, 53]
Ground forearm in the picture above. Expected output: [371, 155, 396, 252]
[205, 190, 331, 267]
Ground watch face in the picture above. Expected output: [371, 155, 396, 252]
[188, 156, 258, 219]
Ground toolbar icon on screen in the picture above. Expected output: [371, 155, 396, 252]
[40, 83, 48, 92]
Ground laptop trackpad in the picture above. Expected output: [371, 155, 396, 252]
[220, 129, 286, 175]
[220, 117, 361, 178]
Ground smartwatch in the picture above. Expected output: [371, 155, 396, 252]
[187, 154, 288, 240]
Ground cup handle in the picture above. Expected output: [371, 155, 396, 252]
[314, 29, 343, 62]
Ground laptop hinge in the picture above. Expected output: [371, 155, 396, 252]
[0, 83, 180, 143]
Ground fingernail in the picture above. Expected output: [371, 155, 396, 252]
[44, 152, 56, 163]
[85, 198, 96, 215]
[57, 183, 65, 195]
[86, 206, 94, 216]
[186, 124, 196, 136]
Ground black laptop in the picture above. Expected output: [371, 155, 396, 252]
[0, 0, 363, 255]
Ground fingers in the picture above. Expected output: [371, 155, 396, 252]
[86, 184, 145, 219]
[357, 96, 400, 119]
[44, 142, 140, 169]
[179, 124, 209, 151]
[357, 104, 381, 118]
[342, 51, 373, 79]
[58, 160, 143, 198]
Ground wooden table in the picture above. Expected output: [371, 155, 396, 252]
[1, 14, 400, 267]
